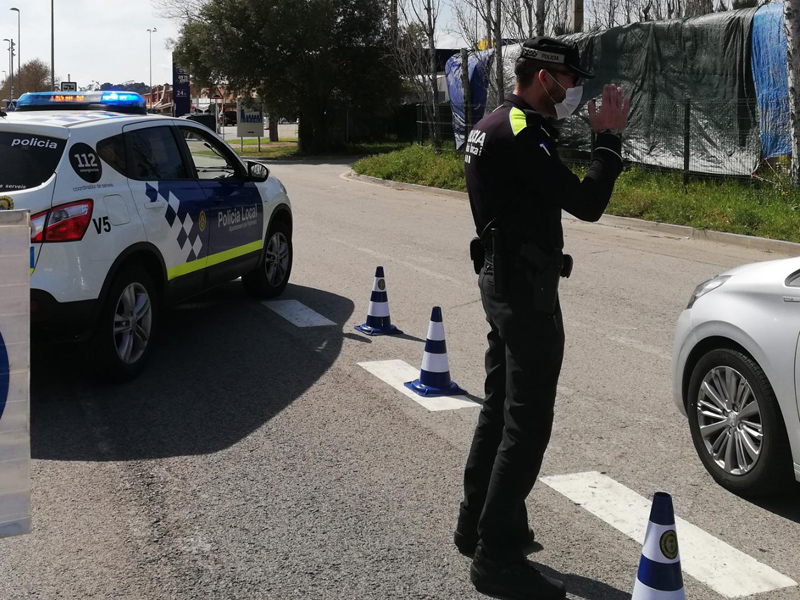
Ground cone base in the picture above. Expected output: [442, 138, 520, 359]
[404, 379, 466, 397]
[355, 323, 403, 336]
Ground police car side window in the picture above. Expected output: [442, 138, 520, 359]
[97, 133, 128, 176]
[125, 127, 189, 181]
[179, 127, 241, 182]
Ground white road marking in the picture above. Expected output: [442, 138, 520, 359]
[608, 335, 672, 360]
[262, 300, 336, 327]
[540, 471, 797, 598]
[358, 359, 479, 412]
[329, 237, 467, 287]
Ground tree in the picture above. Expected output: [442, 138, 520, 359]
[153, 0, 209, 21]
[786, 0, 800, 184]
[0, 59, 53, 98]
[393, 0, 444, 148]
[173, 0, 402, 154]
[98, 81, 151, 95]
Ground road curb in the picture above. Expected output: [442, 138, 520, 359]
[344, 170, 800, 255]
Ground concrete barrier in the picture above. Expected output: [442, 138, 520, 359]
[0, 210, 31, 538]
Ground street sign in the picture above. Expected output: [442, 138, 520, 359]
[173, 64, 190, 118]
[236, 100, 263, 138]
[4, 100, 16, 112]
[61, 81, 77, 92]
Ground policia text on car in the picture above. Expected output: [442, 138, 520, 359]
[455, 37, 631, 600]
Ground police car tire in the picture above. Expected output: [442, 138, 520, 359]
[687, 348, 793, 497]
[243, 220, 292, 299]
[92, 266, 159, 382]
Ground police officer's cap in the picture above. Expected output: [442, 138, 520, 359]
[519, 37, 594, 80]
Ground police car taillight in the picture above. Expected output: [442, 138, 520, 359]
[30, 210, 47, 243]
[30, 200, 93, 243]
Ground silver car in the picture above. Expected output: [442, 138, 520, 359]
[672, 257, 800, 495]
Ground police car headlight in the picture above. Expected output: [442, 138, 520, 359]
[687, 276, 729, 309]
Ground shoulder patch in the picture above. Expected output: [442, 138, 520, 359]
[509, 107, 527, 136]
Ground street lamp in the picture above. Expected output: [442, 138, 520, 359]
[2, 39, 13, 99]
[51, 0, 54, 90]
[147, 27, 157, 109]
[10, 9, 19, 94]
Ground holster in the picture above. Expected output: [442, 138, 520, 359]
[519, 243, 573, 314]
[469, 237, 483, 275]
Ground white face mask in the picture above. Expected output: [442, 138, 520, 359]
[545, 72, 583, 120]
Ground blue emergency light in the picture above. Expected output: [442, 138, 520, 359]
[16, 91, 148, 114]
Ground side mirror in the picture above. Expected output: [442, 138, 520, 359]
[247, 161, 269, 182]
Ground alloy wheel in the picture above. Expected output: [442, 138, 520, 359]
[265, 231, 289, 287]
[113, 282, 152, 365]
[696, 366, 763, 475]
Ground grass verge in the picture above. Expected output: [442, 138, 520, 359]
[223, 141, 411, 161]
[352, 144, 467, 192]
[352, 145, 800, 244]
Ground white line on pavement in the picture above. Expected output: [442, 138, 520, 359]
[358, 359, 479, 412]
[329, 237, 467, 287]
[540, 471, 797, 598]
[262, 300, 336, 327]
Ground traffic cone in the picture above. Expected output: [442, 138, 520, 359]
[405, 307, 466, 397]
[355, 266, 402, 336]
[632, 492, 686, 600]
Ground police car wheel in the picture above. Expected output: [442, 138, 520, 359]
[243, 220, 292, 299]
[93, 266, 158, 381]
[686, 348, 792, 497]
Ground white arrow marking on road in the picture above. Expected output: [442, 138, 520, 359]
[540, 471, 797, 598]
[262, 300, 336, 327]
[358, 359, 479, 412]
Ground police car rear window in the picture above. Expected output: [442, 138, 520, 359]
[0, 132, 67, 192]
[97, 133, 127, 177]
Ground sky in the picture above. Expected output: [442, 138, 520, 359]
[1, 1, 463, 91]
[2, 0, 180, 89]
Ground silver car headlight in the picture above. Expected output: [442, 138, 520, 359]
[687, 275, 730, 309]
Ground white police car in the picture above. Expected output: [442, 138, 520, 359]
[0, 91, 293, 380]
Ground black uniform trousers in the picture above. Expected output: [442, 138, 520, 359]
[459, 258, 565, 563]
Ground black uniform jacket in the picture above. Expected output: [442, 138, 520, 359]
[465, 94, 623, 254]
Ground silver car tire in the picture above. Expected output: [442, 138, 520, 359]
[92, 265, 159, 382]
[242, 219, 292, 299]
[687, 348, 793, 497]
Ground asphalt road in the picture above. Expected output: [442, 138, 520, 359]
[2, 160, 800, 599]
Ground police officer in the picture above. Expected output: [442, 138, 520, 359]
[454, 37, 630, 599]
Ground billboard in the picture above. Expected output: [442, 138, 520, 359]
[173, 64, 191, 118]
[236, 99, 263, 138]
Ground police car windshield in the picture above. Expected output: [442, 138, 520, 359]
[0, 132, 67, 192]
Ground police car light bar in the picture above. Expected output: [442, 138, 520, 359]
[16, 91, 148, 114]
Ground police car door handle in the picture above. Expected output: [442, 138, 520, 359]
[145, 200, 168, 210]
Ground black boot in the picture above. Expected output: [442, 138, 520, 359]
[470, 550, 566, 600]
[454, 526, 536, 558]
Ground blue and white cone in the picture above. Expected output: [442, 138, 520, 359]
[632, 492, 686, 600]
[404, 307, 466, 397]
[355, 266, 402, 336]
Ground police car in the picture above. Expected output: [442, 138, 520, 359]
[0, 91, 293, 380]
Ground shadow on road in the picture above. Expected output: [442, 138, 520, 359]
[30, 282, 353, 462]
[748, 482, 800, 524]
[538, 564, 631, 600]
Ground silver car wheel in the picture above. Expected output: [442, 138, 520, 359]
[113, 282, 152, 365]
[265, 231, 289, 287]
[696, 366, 763, 475]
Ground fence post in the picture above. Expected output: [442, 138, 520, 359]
[460, 48, 472, 144]
[683, 97, 691, 185]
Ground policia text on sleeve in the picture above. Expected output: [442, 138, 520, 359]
[457, 37, 631, 600]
